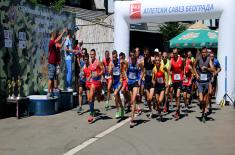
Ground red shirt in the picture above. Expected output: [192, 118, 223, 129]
[171, 56, 183, 82]
[48, 39, 57, 64]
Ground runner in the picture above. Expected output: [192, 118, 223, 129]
[127, 49, 141, 128]
[142, 48, 155, 118]
[194, 47, 215, 123]
[77, 53, 90, 113]
[119, 52, 130, 112]
[208, 51, 221, 114]
[87, 49, 104, 123]
[135, 47, 144, 114]
[103, 50, 113, 110]
[161, 52, 171, 113]
[111, 50, 124, 118]
[182, 51, 194, 116]
[170, 48, 184, 120]
[152, 55, 168, 121]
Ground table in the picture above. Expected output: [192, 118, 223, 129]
[6, 97, 29, 119]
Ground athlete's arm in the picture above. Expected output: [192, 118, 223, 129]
[55, 28, 66, 43]
[98, 62, 104, 76]
[193, 59, 200, 80]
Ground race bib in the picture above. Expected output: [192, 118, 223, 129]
[105, 75, 111, 79]
[157, 77, 164, 84]
[183, 77, 188, 83]
[129, 72, 137, 80]
[91, 71, 97, 77]
[146, 70, 152, 76]
[174, 74, 181, 81]
[200, 74, 207, 81]
[113, 68, 120, 76]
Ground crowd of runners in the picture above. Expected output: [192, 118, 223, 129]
[47, 30, 221, 128]
[75, 47, 221, 127]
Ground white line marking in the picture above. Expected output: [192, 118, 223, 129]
[64, 117, 131, 155]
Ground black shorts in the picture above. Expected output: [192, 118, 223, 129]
[144, 82, 154, 91]
[182, 85, 192, 93]
[171, 81, 182, 92]
[128, 81, 139, 91]
[211, 76, 217, 87]
[79, 81, 86, 90]
[155, 83, 165, 94]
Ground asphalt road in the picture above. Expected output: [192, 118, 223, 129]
[0, 99, 234, 155]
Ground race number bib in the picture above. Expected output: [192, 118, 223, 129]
[183, 77, 188, 83]
[200, 74, 207, 81]
[174, 74, 181, 81]
[146, 70, 152, 76]
[91, 71, 97, 77]
[128, 72, 137, 80]
[157, 77, 164, 84]
[105, 75, 111, 79]
[113, 68, 120, 76]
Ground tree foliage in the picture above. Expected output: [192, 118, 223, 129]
[27, 0, 65, 11]
[159, 22, 186, 41]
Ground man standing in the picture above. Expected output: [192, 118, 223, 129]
[47, 29, 65, 98]
[64, 30, 74, 91]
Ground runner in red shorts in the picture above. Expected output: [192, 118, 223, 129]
[87, 49, 104, 123]
[102, 50, 113, 110]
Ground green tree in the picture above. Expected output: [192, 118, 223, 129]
[27, 0, 65, 11]
[159, 22, 186, 41]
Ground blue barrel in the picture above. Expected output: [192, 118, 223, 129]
[60, 90, 73, 110]
[28, 95, 58, 116]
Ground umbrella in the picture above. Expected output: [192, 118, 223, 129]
[170, 26, 218, 48]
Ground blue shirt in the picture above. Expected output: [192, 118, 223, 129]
[213, 58, 221, 69]
[113, 59, 120, 83]
[127, 63, 140, 85]
[64, 37, 74, 61]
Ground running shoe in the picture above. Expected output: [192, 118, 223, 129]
[105, 101, 109, 110]
[148, 112, 153, 119]
[136, 105, 142, 115]
[170, 103, 174, 111]
[174, 111, 180, 121]
[87, 115, 94, 123]
[120, 108, 125, 118]
[129, 121, 137, 128]
[115, 111, 120, 119]
[77, 106, 83, 114]
[185, 107, 188, 116]
[201, 113, 207, 123]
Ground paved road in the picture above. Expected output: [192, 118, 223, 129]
[0, 99, 234, 155]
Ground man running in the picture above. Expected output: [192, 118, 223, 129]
[77, 53, 90, 113]
[142, 48, 155, 118]
[182, 51, 194, 116]
[170, 48, 184, 120]
[161, 52, 171, 113]
[103, 50, 113, 110]
[152, 55, 168, 121]
[127, 50, 141, 128]
[87, 49, 104, 123]
[119, 52, 130, 112]
[111, 50, 124, 118]
[208, 51, 221, 114]
[194, 47, 215, 123]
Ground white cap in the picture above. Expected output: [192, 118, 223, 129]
[154, 48, 159, 52]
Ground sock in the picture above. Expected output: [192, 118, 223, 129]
[89, 101, 94, 115]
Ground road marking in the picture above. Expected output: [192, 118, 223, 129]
[64, 117, 131, 155]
